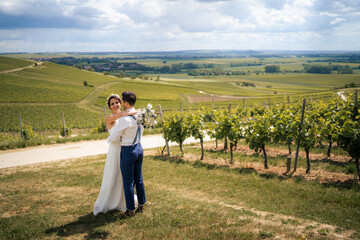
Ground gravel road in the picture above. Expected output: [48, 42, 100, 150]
[0, 134, 212, 169]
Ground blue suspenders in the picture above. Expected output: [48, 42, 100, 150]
[130, 115, 141, 145]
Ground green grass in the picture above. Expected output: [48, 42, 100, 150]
[1, 55, 359, 136]
[0, 56, 33, 71]
[0, 61, 121, 104]
[96, 79, 200, 110]
[0, 104, 102, 131]
[0, 150, 359, 239]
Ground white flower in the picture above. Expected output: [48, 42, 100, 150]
[269, 126, 275, 132]
[137, 103, 157, 130]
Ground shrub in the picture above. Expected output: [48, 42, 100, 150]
[60, 126, 72, 137]
[92, 120, 107, 133]
[22, 124, 37, 140]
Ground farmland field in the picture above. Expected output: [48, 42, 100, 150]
[0, 53, 359, 133]
[0, 56, 33, 71]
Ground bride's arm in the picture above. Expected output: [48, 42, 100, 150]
[105, 110, 137, 127]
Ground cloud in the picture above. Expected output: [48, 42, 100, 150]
[0, 0, 359, 52]
[330, 17, 346, 25]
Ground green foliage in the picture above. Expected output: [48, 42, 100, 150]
[0, 56, 32, 71]
[299, 102, 321, 151]
[0, 72, 93, 103]
[22, 124, 37, 140]
[187, 112, 205, 140]
[60, 126, 72, 137]
[208, 110, 232, 141]
[92, 119, 107, 133]
[265, 65, 280, 73]
[0, 105, 100, 132]
[270, 103, 300, 150]
[304, 64, 333, 74]
[338, 95, 360, 178]
[163, 113, 191, 155]
[245, 112, 272, 153]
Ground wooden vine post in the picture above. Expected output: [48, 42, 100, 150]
[18, 115, 24, 141]
[294, 99, 306, 172]
[62, 112, 66, 136]
[104, 106, 108, 131]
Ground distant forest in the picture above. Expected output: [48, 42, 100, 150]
[30, 51, 360, 75]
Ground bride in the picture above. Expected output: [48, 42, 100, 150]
[93, 94, 138, 216]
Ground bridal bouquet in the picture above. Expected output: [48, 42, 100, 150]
[138, 103, 157, 129]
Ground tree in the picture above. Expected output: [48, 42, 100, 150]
[304, 64, 332, 74]
[265, 65, 280, 73]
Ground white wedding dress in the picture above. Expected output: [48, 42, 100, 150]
[93, 119, 137, 216]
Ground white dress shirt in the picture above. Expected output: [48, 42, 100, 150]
[107, 108, 143, 146]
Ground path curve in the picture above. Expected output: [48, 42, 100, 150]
[0, 62, 43, 74]
[0, 134, 212, 169]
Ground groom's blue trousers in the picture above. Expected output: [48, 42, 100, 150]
[120, 143, 146, 211]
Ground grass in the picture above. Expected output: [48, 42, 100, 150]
[0, 104, 102, 131]
[1, 54, 359, 145]
[0, 56, 33, 71]
[0, 128, 162, 150]
[0, 145, 359, 239]
[95, 79, 201, 110]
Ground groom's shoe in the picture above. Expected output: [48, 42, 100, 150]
[136, 205, 144, 213]
[125, 210, 135, 217]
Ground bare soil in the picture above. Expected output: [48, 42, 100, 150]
[152, 142, 359, 185]
[187, 94, 254, 103]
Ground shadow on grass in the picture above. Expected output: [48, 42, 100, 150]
[310, 158, 353, 167]
[46, 210, 126, 239]
[153, 154, 360, 191]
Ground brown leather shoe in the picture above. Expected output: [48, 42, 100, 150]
[125, 210, 135, 217]
[136, 206, 144, 213]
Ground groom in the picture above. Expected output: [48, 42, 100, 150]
[107, 91, 146, 217]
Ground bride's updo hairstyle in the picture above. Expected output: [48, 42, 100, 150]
[106, 94, 121, 109]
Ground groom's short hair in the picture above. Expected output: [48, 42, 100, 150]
[122, 91, 136, 106]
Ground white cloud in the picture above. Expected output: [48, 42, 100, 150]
[0, 0, 359, 51]
[330, 17, 346, 25]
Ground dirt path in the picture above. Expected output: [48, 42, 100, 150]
[75, 81, 122, 113]
[0, 62, 42, 74]
[180, 142, 358, 185]
[0, 134, 212, 169]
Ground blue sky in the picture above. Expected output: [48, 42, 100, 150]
[0, 0, 359, 52]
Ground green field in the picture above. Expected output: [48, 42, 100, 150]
[0, 56, 33, 71]
[0, 148, 359, 239]
[0, 54, 359, 132]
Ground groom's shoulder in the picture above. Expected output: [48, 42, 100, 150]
[118, 115, 135, 125]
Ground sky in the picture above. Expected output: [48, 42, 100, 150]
[0, 0, 359, 53]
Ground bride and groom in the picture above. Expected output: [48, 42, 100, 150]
[93, 91, 146, 217]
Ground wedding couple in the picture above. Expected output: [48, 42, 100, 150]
[93, 91, 146, 217]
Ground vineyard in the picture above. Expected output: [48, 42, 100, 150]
[1, 54, 360, 154]
[161, 93, 360, 179]
[0, 56, 33, 71]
